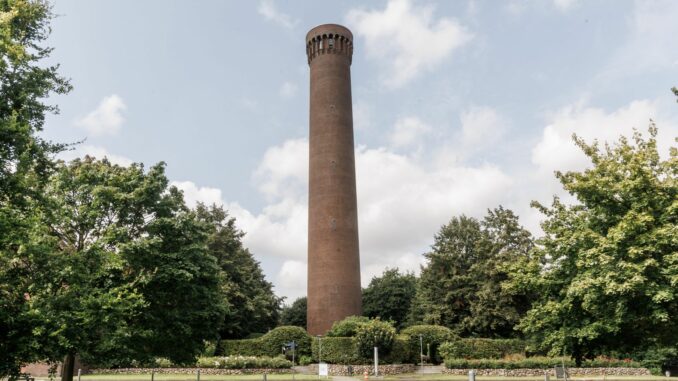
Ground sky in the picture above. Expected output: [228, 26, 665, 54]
[42, 0, 678, 302]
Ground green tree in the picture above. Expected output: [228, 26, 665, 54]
[362, 268, 416, 329]
[411, 208, 534, 337]
[507, 126, 678, 364]
[0, 0, 71, 376]
[467, 207, 534, 337]
[196, 204, 281, 341]
[410, 216, 482, 330]
[34, 157, 226, 379]
[280, 297, 307, 329]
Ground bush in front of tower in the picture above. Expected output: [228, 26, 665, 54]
[355, 318, 397, 358]
[326, 315, 370, 337]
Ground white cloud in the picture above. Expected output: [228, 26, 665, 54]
[60, 145, 134, 167]
[460, 106, 507, 148]
[171, 181, 224, 208]
[276, 260, 307, 301]
[553, 0, 579, 12]
[531, 99, 676, 175]
[388, 116, 431, 149]
[203, 136, 513, 299]
[597, 1, 678, 82]
[253, 138, 307, 200]
[75, 95, 126, 137]
[279, 81, 298, 99]
[346, 0, 473, 88]
[257, 0, 298, 29]
[353, 101, 372, 131]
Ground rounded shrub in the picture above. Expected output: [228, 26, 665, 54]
[260, 326, 312, 357]
[221, 326, 311, 358]
[401, 325, 456, 364]
[355, 318, 396, 359]
[326, 316, 370, 337]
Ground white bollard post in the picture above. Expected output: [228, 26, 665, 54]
[374, 347, 379, 377]
[77, 369, 81, 381]
[468, 370, 476, 381]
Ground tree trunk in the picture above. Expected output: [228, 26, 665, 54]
[61, 352, 75, 381]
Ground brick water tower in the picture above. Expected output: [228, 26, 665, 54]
[305, 24, 362, 335]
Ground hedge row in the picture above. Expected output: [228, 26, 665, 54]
[310, 336, 411, 364]
[445, 357, 643, 369]
[221, 326, 311, 358]
[439, 338, 527, 359]
[401, 325, 456, 364]
[196, 356, 292, 369]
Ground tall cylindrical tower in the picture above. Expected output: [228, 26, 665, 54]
[306, 24, 362, 335]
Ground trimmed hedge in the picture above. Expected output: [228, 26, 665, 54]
[440, 338, 526, 360]
[311, 336, 410, 364]
[221, 326, 311, 358]
[401, 325, 455, 364]
[382, 336, 411, 364]
[445, 357, 643, 369]
[197, 356, 292, 369]
[312, 337, 361, 364]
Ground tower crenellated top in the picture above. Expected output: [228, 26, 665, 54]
[306, 24, 353, 65]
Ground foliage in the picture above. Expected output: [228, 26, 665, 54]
[630, 346, 678, 375]
[0, 0, 71, 377]
[444, 356, 641, 369]
[298, 355, 313, 366]
[197, 204, 282, 341]
[382, 336, 411, 364]
[32, 158, 227, 370]
[439, 338, 526, 360]
[410, 208, 534, 337]
[196, 356, 292, 369]
[280, 297, 307, 329]
[311, 336, 409, 364]
[354, 318, 397, 358]
[221, 326, 311, 358]
[153, 358, 174, 368]
[312, 337, 361, 364]
[326, 315, 370, 337]
[506, 126, 678, 363]
[400, 325, 456, 364]
[362, 268, 417, 330]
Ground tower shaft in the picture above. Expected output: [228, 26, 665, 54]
[306, 24, 362, 335]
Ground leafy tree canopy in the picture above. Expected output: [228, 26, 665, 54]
[280, 296, 307, 329]
[0, 0, 71, 376]
[33, 157, 227, 379]
[362, 268, 416, 329]
[506, 125, 678, 363]
[196, 204, 282, 341]
[411, 208, 534, 337]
